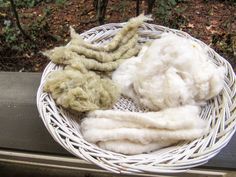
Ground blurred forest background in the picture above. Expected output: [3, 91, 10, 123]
[0, 0, 235, 72]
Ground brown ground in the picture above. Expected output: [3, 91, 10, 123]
[0, 0, 235, 72]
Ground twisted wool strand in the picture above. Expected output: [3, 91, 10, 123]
[104, 14, 151, 51]
[69, 58, 125, 72]
[69, 14, 151, 52]
[44, 68, 120, 112]
[69, 34, 139, 63]
[69, 26, 135, 52]
[43, 47, 125, 72]
[120, 45, 141, 59]
[43, 14, 150, 70]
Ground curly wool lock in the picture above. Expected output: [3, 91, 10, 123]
[44, 68, 120, 112]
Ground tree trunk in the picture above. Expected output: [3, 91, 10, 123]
[9, 0, 32, 40]
[147, 0, 155, 14]
[93, 0, 108, 25]
[136, 0, 140, 16]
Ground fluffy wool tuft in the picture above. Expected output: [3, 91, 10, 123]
[112, 33, 225, 110]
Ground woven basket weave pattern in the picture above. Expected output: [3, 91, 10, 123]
[37, 23, 236, 174]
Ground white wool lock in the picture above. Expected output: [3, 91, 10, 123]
[81, 105, 207, 154]
[113, 33, 225, 110]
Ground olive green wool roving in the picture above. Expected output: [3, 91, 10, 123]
[43, 47, 125, 72]
[44, 68, 120, 112]
[69, 14, 151, 52]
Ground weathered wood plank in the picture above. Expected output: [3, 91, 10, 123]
[0, 150, 228, 177]
[0, 72, 69, 155]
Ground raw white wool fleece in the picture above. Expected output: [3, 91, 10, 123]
[112, 33, 225, 110]
[81, 105, 207, 154]
[87, 105, 205, 130]
[98, 140, 176, 155]
[112, 46, 148, 100]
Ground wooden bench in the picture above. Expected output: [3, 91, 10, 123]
[0, 72, 235, 177]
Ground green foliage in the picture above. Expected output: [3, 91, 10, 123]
[43, 7, 52, 16]
[0, 0, 66, 8]
[2, 21, 18, 45]
[2, 11, 48, 52]
[55, 0, 65, 5]
[28, 15, 49, 40]
[3, 22, 38, 53]
[212, 33, 236, 57]
[0, 0, 41, 8]
[155, 0, 187, 28]
[110, 0, 128, 20]
[15, 0, 37, 8]
[2, 20, 29, 52]
[0, 0, 10, 8]
[2, 7, 61, 54]
[1, 0, 63, 55]
[204, 0, 236, 3]
[27, 10, 61, 42]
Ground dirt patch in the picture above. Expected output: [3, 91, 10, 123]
[0, 0, 235, 72]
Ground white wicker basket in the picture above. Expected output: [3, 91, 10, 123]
[37, 23, 236, 174]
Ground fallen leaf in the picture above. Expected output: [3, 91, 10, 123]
[206, 25, 213, 31]
[187, 23, 194, 28]
[0, 12, 7, 17]
[211, 20, 218, 26]
[206, 25, 219, 34]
